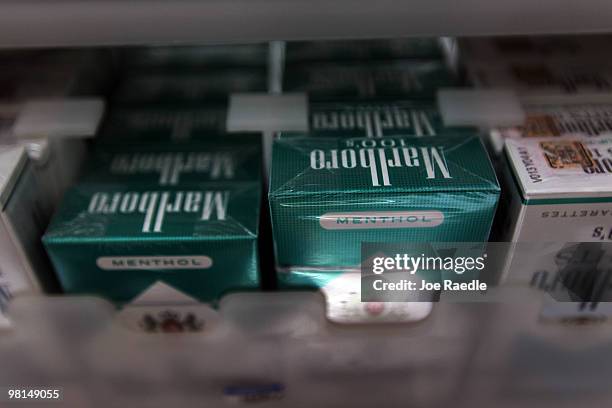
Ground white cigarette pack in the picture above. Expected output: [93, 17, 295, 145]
[0, 146, 55, 327]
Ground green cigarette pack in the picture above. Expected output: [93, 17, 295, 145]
[113, 68, 267, 105]
[301, 100, 474, 138]
[99, 105, 228, 142]
[283, 61, 456, 101]
[81, 136, 261, 186]
[44, 137, 262, 305]
[285, 38, 444, 63]
[121, 44, 268, 70]
[43, 181, 260, 305]
[269, 135, 500, 271]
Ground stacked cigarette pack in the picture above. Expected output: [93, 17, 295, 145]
[459, 36, 611, 65]
[284, 61, 455, 101]
[103, 44, 270, 145]
[303, 100, 472, 138]
[491, 132, 612, 323]
[0, 146, 57, 327]
[286, 38, 445, 63]
[100, 105, 228, 142]
[113, 69, 268, 106]
[121, 44, 268, 70]
[43, 136, 262, 306]
[0, 50, 111, 218]
[488, 98, 612, 155]
[461, 36, 612, 97]
[498, 135, 612, 274]
[269, 134, 500, 271]
[279, 38, 474, 322]
[0, 50, 112, 327]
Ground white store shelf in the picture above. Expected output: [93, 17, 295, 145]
[1, 0, 612, 48]
[2, 292, 612, 407]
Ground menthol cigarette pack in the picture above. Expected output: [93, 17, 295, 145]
[301, 100, 473, 138]
[283, 61, 456, 101]
[488, 102, 612, 156]
[100, 105, 228, 142]
[0, 146, 56, 318]
[113, 69, 268, 105]
[121, 44, 269, 70]
[43, 181, 261, 305]
[81, 136, 262, 186]
[269, 135, 500, 271]
[44, 136, 262, 305]
[285, 38, 444, 63]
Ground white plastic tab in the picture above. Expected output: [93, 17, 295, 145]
[438, 89, 525, 128]
[227, 93, 308, 132]
[13, 98, 105, 140]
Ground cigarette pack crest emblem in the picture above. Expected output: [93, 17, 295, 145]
[540, 140, 593, 169]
